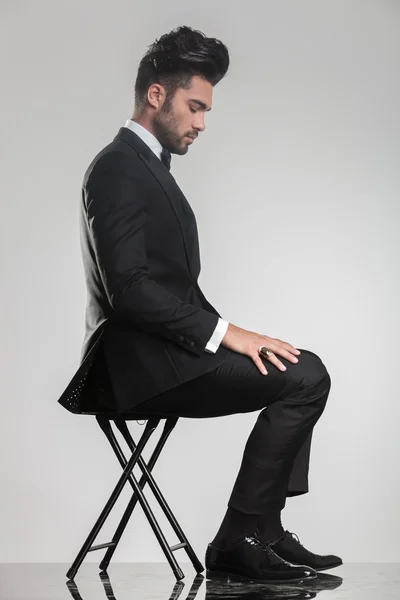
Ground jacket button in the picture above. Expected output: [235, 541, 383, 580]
[178, 335, 184, 342]
[189, 341, 195, 347]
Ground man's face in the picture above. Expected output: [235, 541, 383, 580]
[151, 75, 213, 155]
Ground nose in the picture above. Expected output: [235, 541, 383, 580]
[193, 116, 206, 133]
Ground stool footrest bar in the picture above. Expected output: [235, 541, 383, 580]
[89, 542, 117, 552]
[170, 542, 187, 551]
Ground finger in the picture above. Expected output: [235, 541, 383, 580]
[252, 354, 268, 375]
[262, 339, 300, 364]
[274, 338, 301, 355]
[261, 351, 287, 372]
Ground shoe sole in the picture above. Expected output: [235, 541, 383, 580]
[315, 560, 343, 572]
[206, 569, 317, 584]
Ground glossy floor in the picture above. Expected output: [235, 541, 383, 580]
[0, 562, 399, 599]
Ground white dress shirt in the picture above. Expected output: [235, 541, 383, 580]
[123, 119, 229, 353]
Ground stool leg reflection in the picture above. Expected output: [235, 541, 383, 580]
[65, 571, 205, 600]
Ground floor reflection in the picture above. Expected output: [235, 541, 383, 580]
[66, 570, 343, 600]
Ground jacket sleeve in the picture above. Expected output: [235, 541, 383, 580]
[84, 152, 219, 357]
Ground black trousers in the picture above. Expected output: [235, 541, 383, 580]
[133, 347, 331, 515]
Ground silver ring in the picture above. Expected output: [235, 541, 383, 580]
[259, 346, 272, 357]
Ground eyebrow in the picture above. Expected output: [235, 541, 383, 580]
[190, 99, 212, 112]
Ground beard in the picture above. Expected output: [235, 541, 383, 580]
[152, 100, 189, 156]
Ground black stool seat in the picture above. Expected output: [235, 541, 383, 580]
[81, 408, 173, 420]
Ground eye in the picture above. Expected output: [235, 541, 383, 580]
[189, 106, 197, 113]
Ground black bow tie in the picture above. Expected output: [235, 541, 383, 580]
[161, 147, 171, 171]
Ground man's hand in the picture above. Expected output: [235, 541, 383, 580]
[221, 323, 301, 375]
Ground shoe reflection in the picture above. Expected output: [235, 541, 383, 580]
[205, 572, 343, 598]
[66, 570, 342, 600]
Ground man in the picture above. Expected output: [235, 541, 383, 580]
[58, 26, 342, 583]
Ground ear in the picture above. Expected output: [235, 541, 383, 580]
[147, 83, 167, 110]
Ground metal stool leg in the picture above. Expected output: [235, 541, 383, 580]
[66, 418, 158, 580]
[104, 417, 203, 574]
[95, 417, 185, 580]
[99, 417, 177, 571]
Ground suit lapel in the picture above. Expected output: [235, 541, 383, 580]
[114, 127, 200, 280]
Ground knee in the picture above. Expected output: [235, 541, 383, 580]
[292, 348, 331, 392]
[295, 350, 331, 415]
[313, 371, 331, 414]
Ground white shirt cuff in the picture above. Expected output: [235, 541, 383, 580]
[205, 318, 229, 353]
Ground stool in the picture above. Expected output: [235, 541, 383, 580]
[65, 408, 203, 581]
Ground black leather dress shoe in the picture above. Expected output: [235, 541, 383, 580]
[269, 531, 343, 572]
[205, 533, 317, 584]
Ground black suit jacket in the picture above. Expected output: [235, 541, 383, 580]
[57, 127, 229, 415]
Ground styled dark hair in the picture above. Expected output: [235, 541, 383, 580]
[134, 26, 230, 110]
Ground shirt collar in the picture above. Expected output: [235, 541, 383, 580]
[123, 119, 163, 160]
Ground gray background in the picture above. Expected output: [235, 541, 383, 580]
[0, 0, 399, 563]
